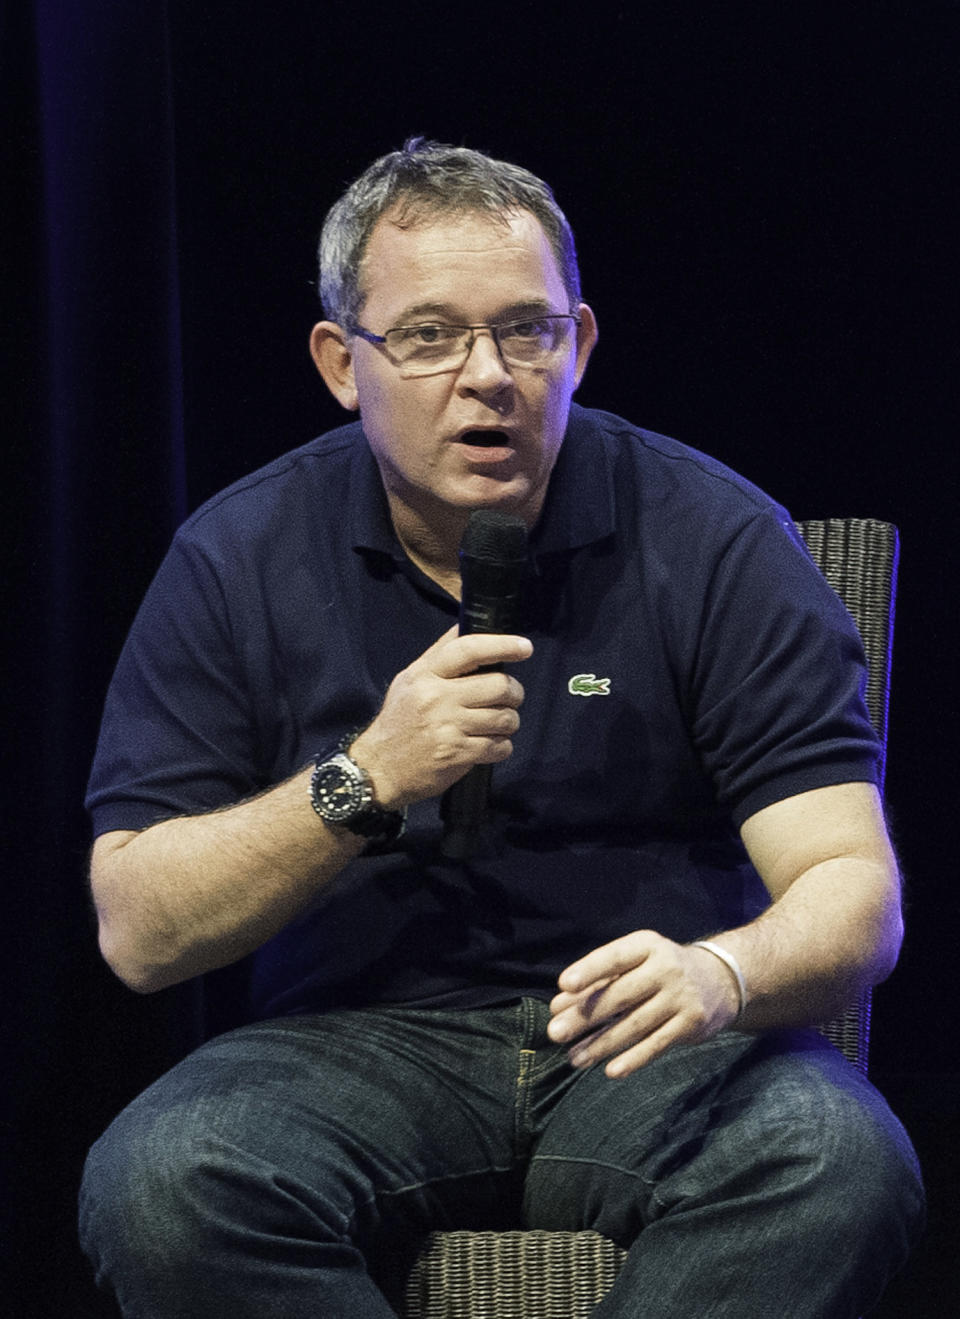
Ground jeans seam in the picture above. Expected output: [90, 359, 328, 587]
[514, 1048, 536, 1156]
[509, 998, 533, 1160]
[529, 1151, 657, 1189]
[344, 1159, 524, 1238]
[530, 1151, 665, 1220]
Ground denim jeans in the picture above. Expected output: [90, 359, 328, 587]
[79, 1000, 923, 1318]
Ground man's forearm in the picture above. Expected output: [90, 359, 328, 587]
[708, 853, 903, 1032]
[548, 783, 903, 1078]
[730, 780, 904, 1029]
[91, 629, 534, 995]
[91, 767, 364, 993]
[547, 858, 901, 1079]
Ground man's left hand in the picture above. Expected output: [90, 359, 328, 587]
[547, 932, 742, 1078]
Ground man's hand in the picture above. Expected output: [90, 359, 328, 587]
[547, 932, 742, 1078]
[351, 625, 533, 809]
[91, 625, 532, 993]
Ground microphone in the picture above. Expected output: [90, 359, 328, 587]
[440, 509, 529, 859]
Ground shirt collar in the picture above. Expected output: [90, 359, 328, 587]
[527, 404, 617, 556]
[346, 426, 405, 559]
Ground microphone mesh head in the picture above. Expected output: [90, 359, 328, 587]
[461, 509, 528, 562]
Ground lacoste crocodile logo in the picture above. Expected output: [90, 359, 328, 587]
[568, 673, 611, 696]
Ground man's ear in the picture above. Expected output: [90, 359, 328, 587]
[310, 322, 359, 411]
[573, 303, 599, 387]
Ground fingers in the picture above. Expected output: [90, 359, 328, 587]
[567, 1010, 685, 1078]
[455, 670, 526, 714]
[556, 932, 653, 995]
[457, 701, 522, 739]
[548, 933, 739, 1079]
[410, 628, 532, 718]
[425, 628, 534, 680]
[576, 1019, 690, 1079]
[548, 940, 658, 1048]
[348, 629, 534, 808]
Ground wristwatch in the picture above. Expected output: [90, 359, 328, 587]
[309, 747, 406, 849]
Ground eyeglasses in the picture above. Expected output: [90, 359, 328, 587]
[350, 313, 581, 377]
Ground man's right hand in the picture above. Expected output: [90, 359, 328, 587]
[90, 626, 532, 992]
[350, 625, 533, 810]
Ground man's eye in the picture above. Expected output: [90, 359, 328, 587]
[399, 325, 457, 345]
[502, 319, 547, 340]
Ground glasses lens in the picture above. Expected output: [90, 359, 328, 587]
[385, 325, 468, 370]
[385, 316, 576, 376]
[498, 316, 571, 365]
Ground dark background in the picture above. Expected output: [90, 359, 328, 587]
[4, 2, 957, 1314]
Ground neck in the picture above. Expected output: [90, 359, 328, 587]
[385, 487, 545, 599]
[387, 497, 469, 599]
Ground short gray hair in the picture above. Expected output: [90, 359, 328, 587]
[318, 138, 581, 329]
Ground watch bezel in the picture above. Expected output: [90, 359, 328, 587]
[310, 752, 372, 824]
[309, 748, 407, 848]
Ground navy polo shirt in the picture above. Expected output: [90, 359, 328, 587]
[86, 404, 880, 1016]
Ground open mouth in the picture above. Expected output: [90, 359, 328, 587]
[459, 430, 511, 448]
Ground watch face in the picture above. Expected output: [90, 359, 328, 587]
[312, 758, 366, 823]
[310, 750, 405, 846]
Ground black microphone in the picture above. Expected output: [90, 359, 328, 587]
[440, 509, 529, 859]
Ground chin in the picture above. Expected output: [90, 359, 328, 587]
[450, 475, 540, 515]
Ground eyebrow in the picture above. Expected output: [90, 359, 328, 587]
[392, 298, 560, 325]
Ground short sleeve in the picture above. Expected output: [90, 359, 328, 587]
[687, 511, 881, 826]
[85, 529, 263, 836]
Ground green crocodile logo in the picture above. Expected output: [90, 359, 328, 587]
[568, 673, 611, 696]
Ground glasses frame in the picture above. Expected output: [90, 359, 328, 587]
[349, 313, 582, 375]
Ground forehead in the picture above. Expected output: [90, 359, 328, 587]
[357, 208, 567, 322]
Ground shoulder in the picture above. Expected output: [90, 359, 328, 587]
[178, 420, 365, 547]
[156, 422, 377, 584]
[569, 405, 789, 523]
[563, 406, 802, 577]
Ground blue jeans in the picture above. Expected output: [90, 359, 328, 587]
[79, 1000, 923, 1317]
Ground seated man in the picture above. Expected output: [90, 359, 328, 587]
[79, 138, 923, 1318]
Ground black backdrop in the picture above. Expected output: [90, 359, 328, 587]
[4, 3, 957, 1314]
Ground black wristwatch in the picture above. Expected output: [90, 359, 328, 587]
[309, 747, 406, 850]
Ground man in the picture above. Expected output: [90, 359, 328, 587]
[80, 139, 922, 1317]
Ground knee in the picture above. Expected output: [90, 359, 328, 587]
[764, 1062, 926, 1265]
[79, 1086, 360, 1276]
[79, 1100, 214, 1274]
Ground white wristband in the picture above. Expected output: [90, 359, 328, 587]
[691, 940, 748, 1020]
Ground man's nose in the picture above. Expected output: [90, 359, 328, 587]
[456, 328, 513, 394]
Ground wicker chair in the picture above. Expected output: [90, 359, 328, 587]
[402, 517, 900, 1319]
